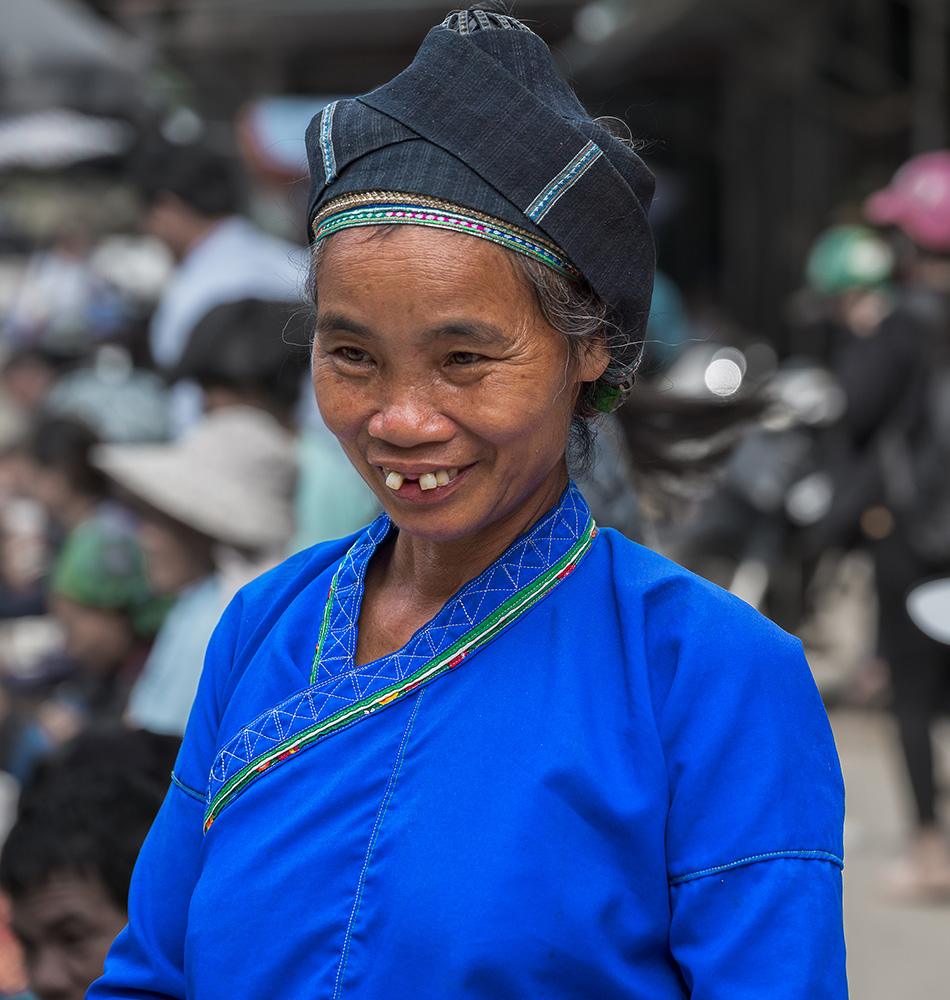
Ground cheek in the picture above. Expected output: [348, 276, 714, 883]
[312, 361, 374, 448]
[470, 362, 575, 439]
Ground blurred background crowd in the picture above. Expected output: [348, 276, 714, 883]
[0, 0, 947, 997]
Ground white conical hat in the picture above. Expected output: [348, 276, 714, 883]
[93, 406, 297, 551]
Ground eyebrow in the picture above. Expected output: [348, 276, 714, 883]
[47, 914, 93, 934]
[11, 911, 90, 941]
[315, 311, 372, 338]
[316, 311, 515, 348]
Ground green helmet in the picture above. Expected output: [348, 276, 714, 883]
[805, 225, 895, 296]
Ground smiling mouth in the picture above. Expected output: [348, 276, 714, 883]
[383, 467, 461, 491]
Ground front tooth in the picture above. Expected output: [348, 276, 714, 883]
[419, 473, 438, 491]
[435, 470, 450, 487]
[385, 471, 404, 490]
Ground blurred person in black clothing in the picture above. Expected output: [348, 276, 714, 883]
[798, 225, 922, 559]
[857, 152, 950, 900]
[801, 219, 950, 898]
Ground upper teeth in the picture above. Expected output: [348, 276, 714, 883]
[384, 468, 460, 491]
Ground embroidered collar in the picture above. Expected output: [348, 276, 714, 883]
[204, 483, 596, 831]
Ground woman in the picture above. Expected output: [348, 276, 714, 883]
[90, 9, 846, 998]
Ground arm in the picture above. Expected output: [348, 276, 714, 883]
[669, 856, 843, 999]
[87, 596, 245, 1000]
[650, 588, 846, 998]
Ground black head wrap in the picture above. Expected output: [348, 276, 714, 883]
[305, 9, 655, 410]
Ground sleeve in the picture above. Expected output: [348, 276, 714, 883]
[87, 594, 246, 1000]
[649, 584, 847, 999]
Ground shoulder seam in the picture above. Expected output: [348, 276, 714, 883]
[171, 771, 207, 805]
[669, 849, 844, 886]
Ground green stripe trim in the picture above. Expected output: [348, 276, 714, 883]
[310, 565, 343, 684]
[203, 518, 597, 832]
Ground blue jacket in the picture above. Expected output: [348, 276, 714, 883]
[90, 485, 846, 999]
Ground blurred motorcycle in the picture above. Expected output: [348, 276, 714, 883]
[632, 340, 846, 632]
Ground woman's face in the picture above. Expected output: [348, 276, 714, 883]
[312, 226, 605, 546]
[11, 872, 129, 1000]
[50, 596, 135, 676]
[138, 515, 215, 595]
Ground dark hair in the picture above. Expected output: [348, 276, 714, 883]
[0, 728, 179, 908]
[173, 298, 309, 418]
[129, 135, 241, 218]
[504, 252, 620, 472]
[28, 415, 108, 499]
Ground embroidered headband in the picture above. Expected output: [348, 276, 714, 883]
[304, 9, 656, 407]
[310, 192, 582, 280]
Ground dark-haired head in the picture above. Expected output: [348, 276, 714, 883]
[128, 135, 241, 219]
[25, 416, 108, 517]
[2, 727, 179, 907]
[173, 298, 309, 423]
[1, 771, 162, 912]
[0, 728, 178, 1000]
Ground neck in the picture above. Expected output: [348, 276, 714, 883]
[379, 466, 570, 606]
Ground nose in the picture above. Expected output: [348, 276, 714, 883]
[29, 948, 74, 1000]
[367, 383, 455, 448]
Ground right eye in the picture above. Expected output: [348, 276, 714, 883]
[336, 346, 371, 364]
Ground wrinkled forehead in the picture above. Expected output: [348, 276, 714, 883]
[311, 224, 546, 337]
[11, 871, 124, 935]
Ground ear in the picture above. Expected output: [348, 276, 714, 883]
[575, 330, 610, 383]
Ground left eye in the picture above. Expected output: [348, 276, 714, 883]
[447, 352, 482, 366]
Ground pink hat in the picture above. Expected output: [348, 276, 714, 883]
[863, 150, 950, 253]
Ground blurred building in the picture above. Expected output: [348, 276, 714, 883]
[0, 0, 145, 115]
[16, 0, 950, 346]
[562, 0, 948, 348]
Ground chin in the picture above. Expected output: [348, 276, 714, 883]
[382, 507, 474, 544]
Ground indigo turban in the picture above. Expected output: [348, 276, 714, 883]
[305, 8, 655, 404]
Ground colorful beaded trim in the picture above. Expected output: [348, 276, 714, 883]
[311, 192, 582, 281]
[202, 511, 598, 833]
